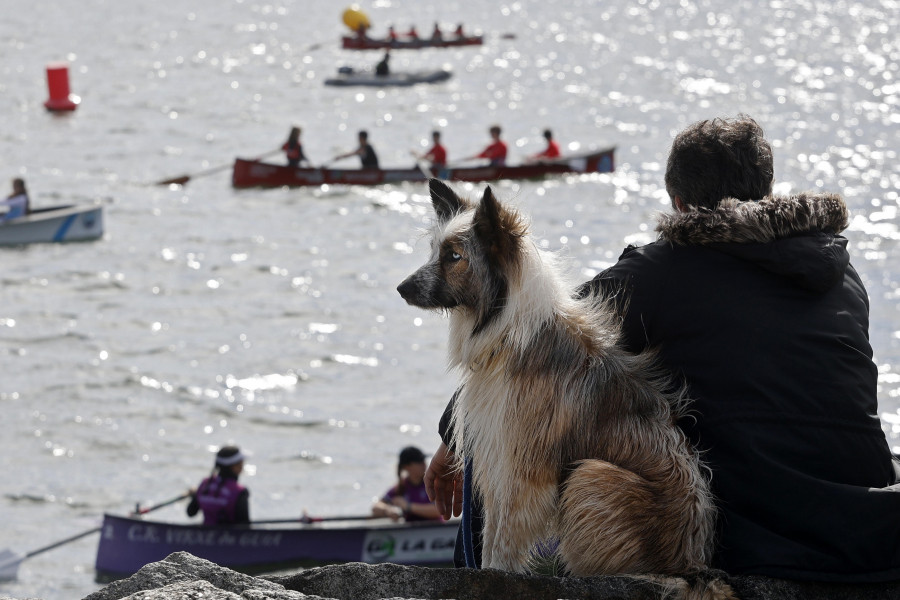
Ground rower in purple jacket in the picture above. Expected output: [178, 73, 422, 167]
[187, 445, 250, 525]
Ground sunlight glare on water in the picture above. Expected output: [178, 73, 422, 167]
[0, 0, 898, 598]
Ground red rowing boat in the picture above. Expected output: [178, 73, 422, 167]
[341, 34, 483, 50]
[231, 148, 615, 188]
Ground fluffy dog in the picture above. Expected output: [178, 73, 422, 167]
[398, 180, 729, 595]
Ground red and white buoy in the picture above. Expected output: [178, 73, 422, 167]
[43, 62, 80, 112]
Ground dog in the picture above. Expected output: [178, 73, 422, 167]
[398, 180, 732, 597]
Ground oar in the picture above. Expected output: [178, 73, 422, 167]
[0, 492, 190, 580]
[251, 514, 380, 525]
[155, 149, 281, 186]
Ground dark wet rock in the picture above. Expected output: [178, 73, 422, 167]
[60, 551, 900, 600]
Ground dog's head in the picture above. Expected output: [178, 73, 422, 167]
[397, 179, 527, 334]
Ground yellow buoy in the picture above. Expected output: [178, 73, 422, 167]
[342, 6, 371, 31]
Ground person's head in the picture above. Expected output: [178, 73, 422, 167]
[489, 125, 502, 139]
[664, 115, 774, 211]
[542, 129, 553, 141]
[397, 446, 427, 484]
[215, 445, 245, 476]
[431, 130, 441, 142]
[289, 126, 301, 141]
[358, 130, 369, 143]
[11, 178, 26, 195]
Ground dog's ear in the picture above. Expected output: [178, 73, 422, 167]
[473, 186, 523, 267]
[429, 179, 463, 223]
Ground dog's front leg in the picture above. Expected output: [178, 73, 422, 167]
[483, 482, 557, 573]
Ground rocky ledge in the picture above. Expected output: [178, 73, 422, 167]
[12, 552, 894, 600]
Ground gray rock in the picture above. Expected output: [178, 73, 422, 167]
[71, 551, 900, 600]
[82, 552, 318, 600]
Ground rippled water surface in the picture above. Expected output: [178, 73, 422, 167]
[1, 1, 898, 598]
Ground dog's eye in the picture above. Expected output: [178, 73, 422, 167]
[451, 251, 462, 261]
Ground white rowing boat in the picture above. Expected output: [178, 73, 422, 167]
[0, 203, 104, 246]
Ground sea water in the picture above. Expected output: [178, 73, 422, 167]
[0, 1, 898, 598]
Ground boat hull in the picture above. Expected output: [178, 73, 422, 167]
[232, 147, 615, 188]
[94, 514, 458, 581]
[0, 203, 104, 246]
[341, 35, 483, 50]
[324, 69, 452, 87]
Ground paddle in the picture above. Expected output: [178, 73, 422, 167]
[155, 149, 281, 186]
[0, 492, 190, 580]
[251, 514, 380, 525]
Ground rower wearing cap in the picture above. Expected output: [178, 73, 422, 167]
[372, 446, 442, 522]
[187, 445, 250, 525]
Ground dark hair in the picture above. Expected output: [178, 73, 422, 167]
[432, 130, 441, 139]
[542, 129, 553, 139]
[396, 446, 426, 496]
[489, 125, 501, 135]
[359, 130, 369, 140]
[664, 115, 774, 210]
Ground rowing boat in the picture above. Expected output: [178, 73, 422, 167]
[341, 34, 483, 51]
[324, 68, 452, 87]
[94, 514, 458, 581]
[0, 203, 104, 246]
[231, 147, 615, 188]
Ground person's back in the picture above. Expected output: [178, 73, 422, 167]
[194, 474, 247, 525]
[587, 116, 900, 581]
[375, 52, 390, 77]
[187, 446, 250, 526]
[3, 178, 29, 221]
[360, 141, 379, 169]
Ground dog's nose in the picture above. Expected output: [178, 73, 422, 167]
[397, 278, 413, 302]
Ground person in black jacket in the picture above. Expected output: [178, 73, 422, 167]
[426, 115, 900, 581]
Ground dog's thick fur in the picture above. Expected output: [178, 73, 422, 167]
[399, 181, 732, 598]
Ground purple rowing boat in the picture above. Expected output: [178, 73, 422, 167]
[94, 514, 458, 581]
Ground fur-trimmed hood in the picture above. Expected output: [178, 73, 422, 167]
[656, 193, 851, 293]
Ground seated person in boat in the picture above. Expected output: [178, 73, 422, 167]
[375, 52, 390, 77]
[388, 25, 398, 41]
[414, 130, 447, 170]
[187, 446, 250, 525]
[463, 125, 507, 166]
[526, 128, 562, 162]
[1, 178, 29, 221]
[334, 130, 380, 170]
[282, 126, 310, 168]
[406, 25, 419, 39]
[431, 22, 442, 40]
[453, 23, 464, 38]
[372, 446, 441, 522]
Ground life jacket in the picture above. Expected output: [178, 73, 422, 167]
[283, 141, 302, 161]
[196, 476, 246, 525]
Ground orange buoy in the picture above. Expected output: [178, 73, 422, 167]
[43, 62, 80, 111]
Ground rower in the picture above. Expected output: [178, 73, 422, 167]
[526, 129, 562, 162]
[1, 178, 29, 221]
[462, 125, 507, 166]
[282, 126, 311, 168]
[375, 52, 390, 77]
[413, 130, 447, 170]
[186, 446, 250, 525]
[334, 130, 380, 170]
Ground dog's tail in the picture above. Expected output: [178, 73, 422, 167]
[641, 573, 738, 600]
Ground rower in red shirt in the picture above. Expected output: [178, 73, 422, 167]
[527, 129, 561, 162]
[414, 130, 447, 169]
[465, 125, 507, 166]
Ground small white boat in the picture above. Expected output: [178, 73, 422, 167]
[0, 203, 104, 246]
[324, 67, 452, 87]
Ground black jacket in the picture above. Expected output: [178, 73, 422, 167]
[584, 193, 900, 581]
